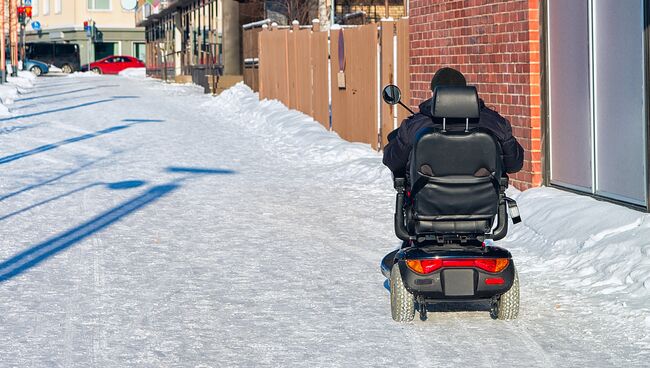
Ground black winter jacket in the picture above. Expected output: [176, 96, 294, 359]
[382, 98, 525, 177]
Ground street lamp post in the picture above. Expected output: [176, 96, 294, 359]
[9, 0, 18, 76]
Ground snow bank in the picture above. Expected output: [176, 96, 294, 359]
[508, 187, 650, 311]
[0, 101, 9, 116]
[204, 83, 393, 186]
[0, 70, 37, 115]
[209, 82, 650, 316]
[0, 84, 18, 105]
[6, 71, 36, 89]
[118, 67, 146, 79]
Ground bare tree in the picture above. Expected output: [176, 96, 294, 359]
[266, 0, 319, 25]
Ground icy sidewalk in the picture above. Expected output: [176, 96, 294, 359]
[220, 82, 650, 314]
[0, 76, 648, 367]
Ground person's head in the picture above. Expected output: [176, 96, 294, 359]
[430, 67, 467, 91]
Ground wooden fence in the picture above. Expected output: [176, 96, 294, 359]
[247, 19, 410, 150]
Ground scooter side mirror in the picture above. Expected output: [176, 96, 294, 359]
[382, 85, 402, 105]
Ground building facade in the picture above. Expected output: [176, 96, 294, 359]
[136, 0, 244, 91]
[26, 0, 146, 66]
[408, 0, 649, 211]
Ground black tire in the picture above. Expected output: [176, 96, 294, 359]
[92, 67, 102, 74]
[61, 64, 73, 74]
[30, 66, 42, 76]
[390, 264, 415, 322]
[492, 269, 520, 320]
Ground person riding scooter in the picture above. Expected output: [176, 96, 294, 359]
[383, 67, 524, 177]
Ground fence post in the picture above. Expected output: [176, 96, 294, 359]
[380, 20, 396, 149]
[396, 18, 411, 126]
[258, 24, 269, 99]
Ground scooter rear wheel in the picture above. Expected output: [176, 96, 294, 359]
[390, 264, 415, 322]
[492, 268, 520, 320]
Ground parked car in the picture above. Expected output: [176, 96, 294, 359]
[81, 56, 145, 75]
[25, 59, 50, 76]
[6, 59, 50, 76]
[25, 42, 80, 73]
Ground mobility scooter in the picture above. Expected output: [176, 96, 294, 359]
[380, 84, 522, 322]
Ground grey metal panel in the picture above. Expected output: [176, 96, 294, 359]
[548, 0, 592, 190]
[593, 0, 647, 205]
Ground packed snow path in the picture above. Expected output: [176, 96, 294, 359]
[0, 75, 648, 367]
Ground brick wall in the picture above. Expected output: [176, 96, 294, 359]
[408, 0, 542, 190]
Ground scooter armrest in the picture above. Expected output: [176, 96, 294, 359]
[505, 197, 522, 224]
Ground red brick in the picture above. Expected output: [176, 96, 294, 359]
[409, 0, 543, 189]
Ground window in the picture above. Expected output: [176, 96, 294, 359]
[28, 43, 53, 59]
[32, 0, 39, 16]
[54, 44, 78, 57]
[55, 0, 61, 14]
[43, 0, 49, 15]
[548, 0, 647, 206]
[88, 0, 111, 11]
[133, 43, 146, 61]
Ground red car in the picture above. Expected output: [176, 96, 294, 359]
[84, 55, 145, 75]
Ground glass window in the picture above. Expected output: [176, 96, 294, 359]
[548, 0, 647, 206]
[43, 0, 50, 15]
[593, 0, 646, 204]
[134, 43, 146, 61]
[548, 0, 592, 190]
[88, 0, 110, 11]
[33, 44, 53, 58]
[33, 0, 39, 16]
[55, 0, 61, 14]
[54, 44, 77, 56]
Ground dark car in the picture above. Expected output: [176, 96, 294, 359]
[81, 56, 145, 75]
[25, 42, 81, 73]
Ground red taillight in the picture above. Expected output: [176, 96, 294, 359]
[485, 277, 505, 285]
[406, 259, 443, 274]
[406, 258, 509, 274]
[474, 258, 509, 273]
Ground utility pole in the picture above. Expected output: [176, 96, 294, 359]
[9, 0, 18, 76]
[19, 1, 25, 71]
[1, 0, 6, 83]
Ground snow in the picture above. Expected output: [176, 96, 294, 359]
[68, 71, 102, 78]
[0, 77, 648, 367]
[0, 70, 38, 115]
[119, 67, 147, 79]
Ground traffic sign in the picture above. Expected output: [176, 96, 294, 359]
[24, 0, 32, 5]
[31, 21, 41, 31]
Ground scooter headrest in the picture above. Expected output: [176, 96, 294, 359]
[431, 86, 480, 119]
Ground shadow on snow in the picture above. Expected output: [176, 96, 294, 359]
[0, 156, 110, 203]
[0, 125, 129, 165]
[0, 180, 147, 222]
[0, 118, 158, 165]
[0, 98, 116, 122]
[14, 85, 118, 102]
[0, 167, 236, 282]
